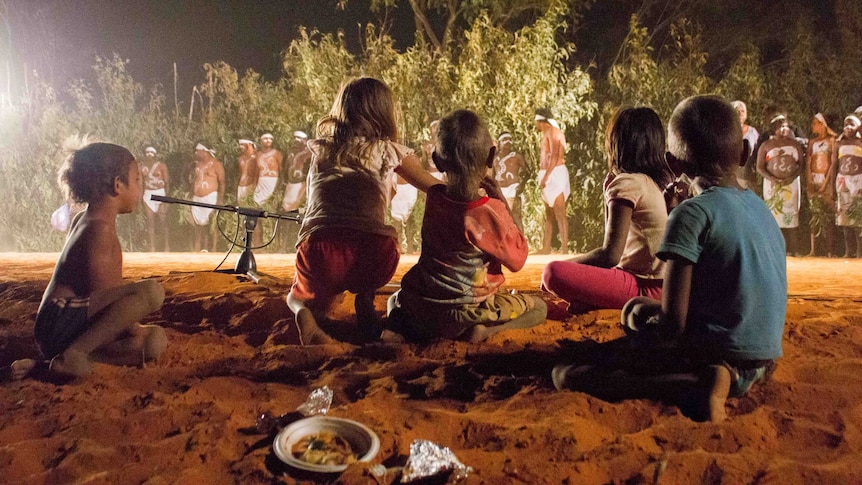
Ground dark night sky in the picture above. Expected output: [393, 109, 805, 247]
[3, 0, 845, 100]
[5, 0, 415, 96]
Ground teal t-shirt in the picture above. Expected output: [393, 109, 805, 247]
[658, 186, 786, 361]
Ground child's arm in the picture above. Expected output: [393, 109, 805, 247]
[622, 256, 692, 339]
[660, 257, 693, 337]
[479, 175, 509, 209]
[566, 200, 632, 268]
[395, 153, 442, 192]
[467, 200, 528, 272]
[84, 221, 125, 293]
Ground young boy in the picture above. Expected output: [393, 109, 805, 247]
[553, 96, 786, 422]
[388, 110, 547, 342]
[11, 142, 167, 379]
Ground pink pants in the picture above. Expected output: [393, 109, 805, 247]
[541, 261, 662, 310]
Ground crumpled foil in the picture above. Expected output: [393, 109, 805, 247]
[400, 440, 472, 483]
[296, 386, 334, 416]
[256, 386, 333, 434]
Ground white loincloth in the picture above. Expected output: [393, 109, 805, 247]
[191, 192, 218, 226]
[500, 182, 519, 200]
[253, 176, 278, 205]
[812, 173, 826, 188]
[538, 165, 570, 206]
[390, 183, 418, 222]
[282, 182, 306, 212]
[763, 176, 800, 228]
[50, 203, 71, 232]
[143, 188, 165, 213]
[237, 184, 254, 203]
[836, 173, 862, 227]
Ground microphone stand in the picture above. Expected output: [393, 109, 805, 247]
[150, 195, 301, 282]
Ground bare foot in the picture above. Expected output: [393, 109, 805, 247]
[10, 359, 42, 380]
[295, 308, 335, 345]
[49, 349, 92, 378]
[143, 325, 168, 362]
[705, 365, 731, 423]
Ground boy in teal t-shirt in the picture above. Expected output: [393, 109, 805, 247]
[554, 96, 786, 422]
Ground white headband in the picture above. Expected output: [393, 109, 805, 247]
[195, 143, 215, 155]
[144, 147, 156, 155]
[846, 115, 861, 127]
[535, 114, 560, 129]
[238, 139, 254, 146]
[260, 133, 274, 141]
[855, 105, 862, 115]
[293, 131, 308, 139]
[498, 133, 512, 143]
[814, 113, 827, 126]
[770, 114, 787, 124]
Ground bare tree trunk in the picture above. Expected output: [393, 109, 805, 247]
[407, 0, 441, 50]
[173, 62, 179, 120]
[189, 86, 196, 122]
[207, 69, 213, 118]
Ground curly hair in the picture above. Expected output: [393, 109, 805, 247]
[58, 141, 135, 204]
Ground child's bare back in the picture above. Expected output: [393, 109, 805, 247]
[10, 142, 166, 380]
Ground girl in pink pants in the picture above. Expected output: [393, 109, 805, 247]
[542, 107, 672, 313]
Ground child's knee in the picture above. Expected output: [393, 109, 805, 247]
[541, 261, 563, 293]
[138, 279, 165, 311]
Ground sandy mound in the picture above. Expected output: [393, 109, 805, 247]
[1, 253, 861, 484]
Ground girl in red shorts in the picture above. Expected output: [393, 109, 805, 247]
[286, 77, 439, 344]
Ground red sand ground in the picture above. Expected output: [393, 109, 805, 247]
[1, 253, 861, 484]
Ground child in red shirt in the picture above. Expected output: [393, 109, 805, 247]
[388, 110, 547, 342]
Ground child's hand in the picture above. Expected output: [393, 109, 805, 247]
[480, 175, 505, 201]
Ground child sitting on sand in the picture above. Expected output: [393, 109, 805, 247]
[553, 96, 786, 422]
[541, 107, 671, 314]
[11, 142, 167, 380]
[286, 77, 439, 344]
[387, 110, 547, 342]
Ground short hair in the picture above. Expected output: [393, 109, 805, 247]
[667, 95, 742, 182]
[606, 106, 671, 188]
[435, 110, 493, 197]
[535, 107, 554, 120]
[58, 142, 135, 204]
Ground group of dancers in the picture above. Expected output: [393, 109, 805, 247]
[733, 101, 862, 258]
[134, 111, 574, 255]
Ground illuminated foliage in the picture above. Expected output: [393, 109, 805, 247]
[1, 4, 860, 253]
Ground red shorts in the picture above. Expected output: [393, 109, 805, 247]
[291, 228, 399, 306]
